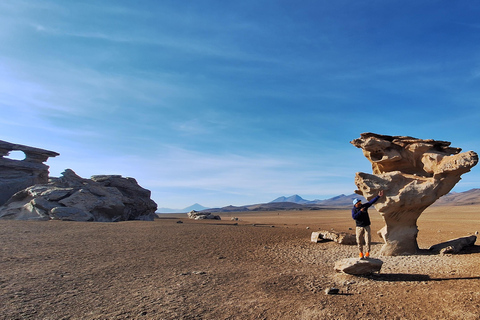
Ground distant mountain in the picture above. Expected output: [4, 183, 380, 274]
[433, 188, 480, 206]
[270, 193, 358, 206]
[157, 203, 210, 213]
[206, 201, 307, 213]
[316, 194, 359, 206]
[159, 189, 480, 214]
[271, 195, 310, 204]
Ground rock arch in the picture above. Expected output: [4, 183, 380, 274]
[0, 140, 59, 205]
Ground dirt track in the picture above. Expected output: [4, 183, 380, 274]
[1, 206, 479, 319]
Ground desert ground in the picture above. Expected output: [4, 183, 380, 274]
[1, 205, 479, 319]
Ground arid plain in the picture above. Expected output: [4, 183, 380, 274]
[1, 205, 479, 319]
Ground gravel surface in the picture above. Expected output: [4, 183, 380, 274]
[1, 206, 479, 319]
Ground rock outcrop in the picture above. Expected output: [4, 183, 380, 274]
[351, 133, 478, 256]
[311, 230, 356, 245]
[187, 210, 221, 220]
[0, 140, 59, 206]
[428, 235, 477, 254]
[0, 169, 158, 222]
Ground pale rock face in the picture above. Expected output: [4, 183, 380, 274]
[0, 169, 158, 222]
[351, 133, 478, 256]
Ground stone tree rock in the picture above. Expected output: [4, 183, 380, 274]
[0, 140, 59, 206]
[351, 133, 478, 256]
[0, 169, 158, 222]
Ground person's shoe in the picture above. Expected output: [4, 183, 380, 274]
[365, 252, 370, 259]
[359, 252, 364, 259]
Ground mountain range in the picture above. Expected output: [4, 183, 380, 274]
[157, 188, 480, 213]
[157, 203, 210, 213]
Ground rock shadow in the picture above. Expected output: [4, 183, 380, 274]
[366, 273, 480, 282]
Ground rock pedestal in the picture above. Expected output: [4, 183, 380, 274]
[334, 258, 383, 275]
[0, 140, 59, 206]
[351, 133, 478, 256]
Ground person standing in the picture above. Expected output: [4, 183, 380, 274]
[352, 190, 384, 259]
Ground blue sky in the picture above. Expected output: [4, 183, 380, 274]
[1, 1, 479, 209]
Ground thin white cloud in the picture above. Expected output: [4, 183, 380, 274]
[45, 145, 358, 207]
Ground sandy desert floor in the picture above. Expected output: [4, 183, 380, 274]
[1, 205, 479, 319]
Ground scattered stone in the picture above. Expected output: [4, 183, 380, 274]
[351, 133, 478, 256]
[187, 210, 221, 220]
[334, 258, 383, 275]
[192, 271, 206, 275]
[311, 230, 356, 245]
[231, 217, 238, 221]
[325, 287, 340, 295]
[428, 235, 477, 254]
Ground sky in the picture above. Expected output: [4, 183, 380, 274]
[1, 0, 479, 209]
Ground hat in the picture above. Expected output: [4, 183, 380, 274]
[353, 198, 361, 205]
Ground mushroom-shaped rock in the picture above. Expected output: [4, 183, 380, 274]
[351, 133, 478, 256]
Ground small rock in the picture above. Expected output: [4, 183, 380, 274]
[192, 271, 206, 275]
[334, 258, 383, 275]
[325, 287, 340, 295]
[176, 220, 183, 224]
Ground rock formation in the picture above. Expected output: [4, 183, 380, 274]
[428, 235, 477, 254]
[0, 169, 158, 222]
[311, 230, 356, 245]
[187, 210, 221, 220]
[351, 133, 478, 256]
[0, 140, 59, 206]
[334, 257, 383, 275]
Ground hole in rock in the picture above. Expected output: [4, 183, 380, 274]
[5, 150, 26, 160]
[370, 151, 383, 161]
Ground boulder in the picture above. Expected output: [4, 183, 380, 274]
[311, 230, 356, 245]
[51, 207, 94, 222]
[334, 258, 383, 275]
[187, 210, 221, 220]
[0, 140, 59, 206]
[428, 235, 477, 254]
[0, 169, 157, 222]
[351, 133, 478, 256]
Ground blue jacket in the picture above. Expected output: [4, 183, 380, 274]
[352, 196, 380, 227]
